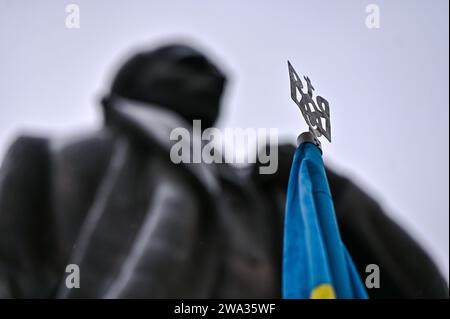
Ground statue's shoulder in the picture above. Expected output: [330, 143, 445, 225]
[1, 128, 118, 183]
[50, 127, 114, 155]
[1, 134, 51, 172]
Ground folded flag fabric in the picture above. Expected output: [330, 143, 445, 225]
[282, 141, 368, 299]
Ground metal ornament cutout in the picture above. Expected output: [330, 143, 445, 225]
[288, 61, 331, 144]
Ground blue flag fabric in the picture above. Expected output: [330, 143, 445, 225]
[282, 142, 368, 299]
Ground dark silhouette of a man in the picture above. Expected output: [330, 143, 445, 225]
[0, 43, 447, 298]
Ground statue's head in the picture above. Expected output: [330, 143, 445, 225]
[109, 44, 226, 128]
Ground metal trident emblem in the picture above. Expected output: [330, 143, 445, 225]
[288, 61, 331, 144]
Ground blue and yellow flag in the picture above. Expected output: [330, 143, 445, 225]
[282, 141, 368, 299]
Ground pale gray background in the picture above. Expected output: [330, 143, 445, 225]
[0, 0, 448, 280]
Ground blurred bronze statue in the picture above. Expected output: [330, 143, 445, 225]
[0, 43, 447, 298]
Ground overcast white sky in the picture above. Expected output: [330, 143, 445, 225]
[0, 0, 448, 280]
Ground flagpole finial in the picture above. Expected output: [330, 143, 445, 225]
[287, 61, 331, 148]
